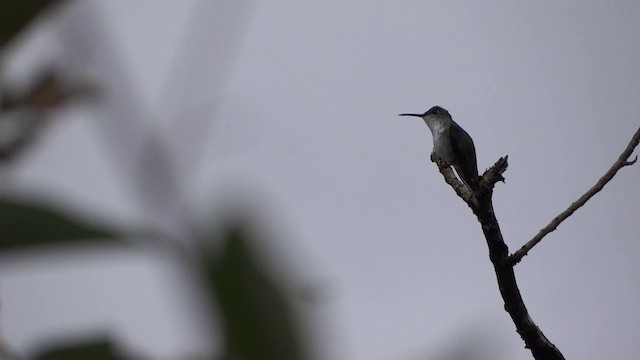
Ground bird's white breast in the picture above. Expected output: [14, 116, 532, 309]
[424, 118, 454, 163]
[425, 118, 447, 146]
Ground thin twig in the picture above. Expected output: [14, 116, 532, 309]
[509, 127, 640, 265]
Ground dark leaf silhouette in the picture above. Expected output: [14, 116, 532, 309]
[204, 224, 306, 360]
[0, 197, 123, 252]
[0, 0, 65, 50]
[31, 339, 131, 360]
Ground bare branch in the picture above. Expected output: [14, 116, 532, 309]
[430, 153, 476, 205]
[429, 126, 640, 358]
[430, 155, 509, 210]
[509, 127, 640, 265]
[479, 156, 509, 192]
[432, 153, 565, 359]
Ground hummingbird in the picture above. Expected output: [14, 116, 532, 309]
[400, 106, 479, 191]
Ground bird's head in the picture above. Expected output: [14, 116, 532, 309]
[399, 105, 450, 121]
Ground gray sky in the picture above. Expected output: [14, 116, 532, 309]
[2, 1, 640, 359]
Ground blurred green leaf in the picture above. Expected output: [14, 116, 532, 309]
[31, 339, 131, 360]
[0, 0, 64, 50]
[206, 224, 306, 360]
[0, 197, 123, 252]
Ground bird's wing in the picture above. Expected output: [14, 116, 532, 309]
[449, 123, 479, 190]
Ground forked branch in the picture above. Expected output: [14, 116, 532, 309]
[430, 126, 639, 359]
[432, 154, 566, 359]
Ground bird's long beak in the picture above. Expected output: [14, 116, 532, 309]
[399, 113, 423, 117]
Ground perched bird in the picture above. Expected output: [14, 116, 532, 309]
[400, 106, 479, 191]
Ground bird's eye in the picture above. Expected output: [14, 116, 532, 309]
[433, 108, 439, 114]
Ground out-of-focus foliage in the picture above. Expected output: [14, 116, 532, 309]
[1, 1, 95, 163]
[0, 1, 310, 360]
[0, 197, 123, 253]
[0, 69, 99, 162]
[206, 225, 307, 360]
[31, 339, 131, 360]
[0, 0, 64, 50]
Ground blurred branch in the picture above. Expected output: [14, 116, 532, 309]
[0, 68, 98, 162]
[431, 155, 565, 360]
[509, 126, 640, 265]
[1, 69, 97, 112]
[57, 4, 190, 237]
[158, 0, 255, 180]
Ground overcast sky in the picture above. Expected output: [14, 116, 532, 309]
[2, 1, 640, 359]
